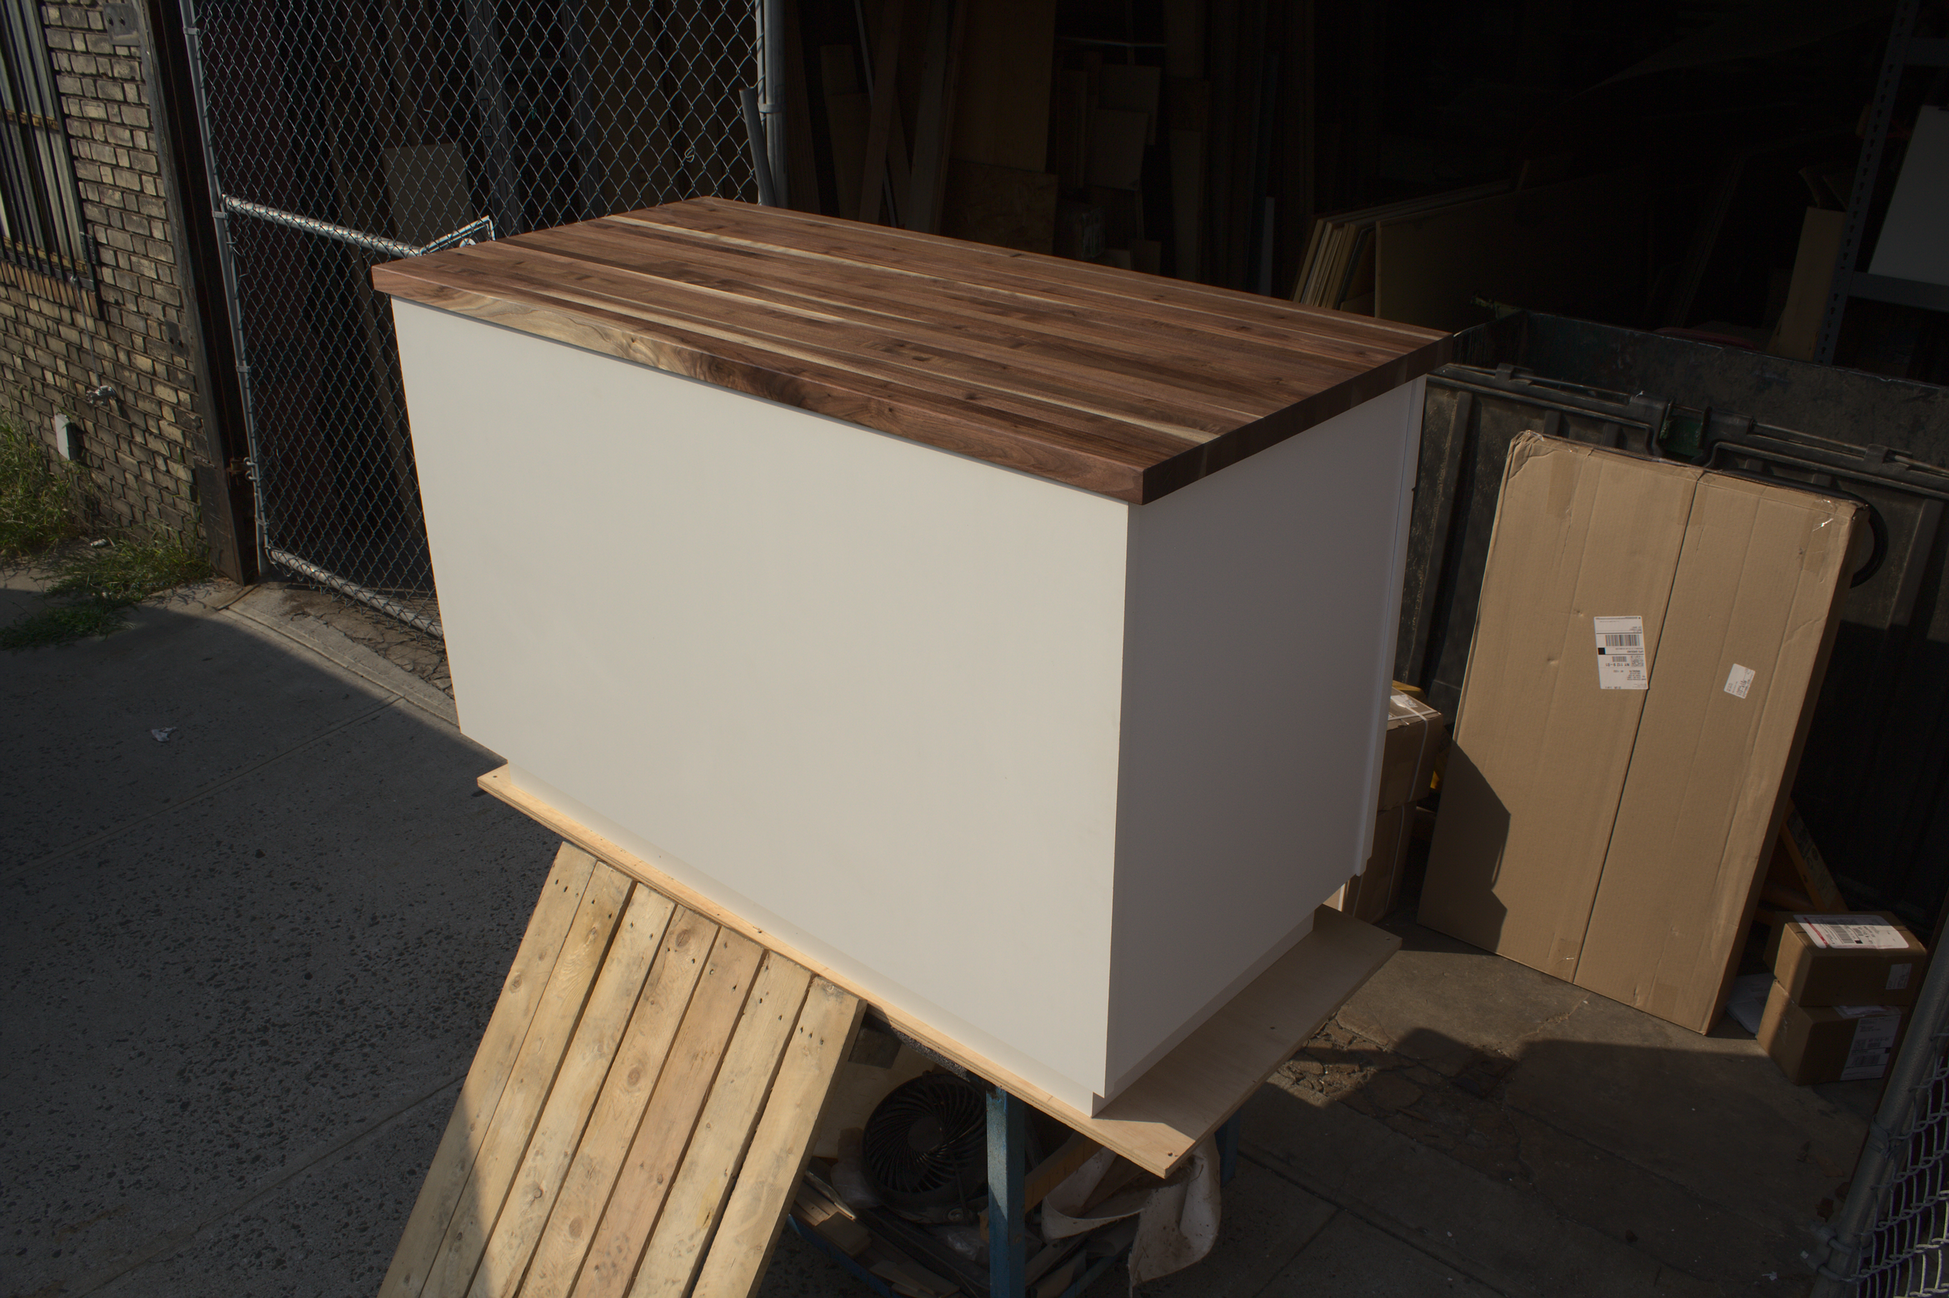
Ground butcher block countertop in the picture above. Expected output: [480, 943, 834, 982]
[373, 198, 1451, 503]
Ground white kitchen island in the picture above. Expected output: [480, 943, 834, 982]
[377, 199, 1448, 1119]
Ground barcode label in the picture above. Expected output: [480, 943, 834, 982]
[1840, 1009, 1902, 1081]
[1594, 616, 1648, 690]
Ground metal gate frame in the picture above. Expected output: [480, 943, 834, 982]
[174, 0, 781, 637]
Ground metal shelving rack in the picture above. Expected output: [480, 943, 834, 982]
[1815, 0, 1949, 365]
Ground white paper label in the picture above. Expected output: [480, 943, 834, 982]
[1889, 964, 1913, 991]
[1724, 663, 1756, 699]
[1797, 915, 1910, 950]
[1594, 616, 1648, 690]
[1840, 1010, 1902, 1081]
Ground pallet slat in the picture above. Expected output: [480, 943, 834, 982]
[626, 953, 814, 1296]
[518, 908, 720, 1298]
[570, 928, 767, 1298]
[381, 846, 603, 1298]
[691, 978, 866, 1298]
[466, 887, 678, 1297]
[422, 864, 635, 1298]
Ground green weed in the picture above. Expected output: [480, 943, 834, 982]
[2, 531, 213, 650]
[0, 422, 75, 558]
[45, 531, 211, 605]
[0, 601, 130, 649]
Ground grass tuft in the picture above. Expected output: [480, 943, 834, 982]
[0, 601, 130, 649]
[3, 532, 213, 651]
[45, 532, 211, 605]
[0, 422, 75, 558]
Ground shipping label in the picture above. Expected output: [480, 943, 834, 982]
[1838, 1007, 1902, 1081]
[1724, 663, 1756, 699]
[1594, 616, 1648, 690]
[1797, 915, 1910, 950]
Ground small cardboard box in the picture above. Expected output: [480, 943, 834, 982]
[1418, 432, 1860, 1032]
[1329, 805, 1413, 924]
[1767, 913, 1928, 1008]
[1758, 980, 1905, 1085]
[1377, 691, 1447, 812]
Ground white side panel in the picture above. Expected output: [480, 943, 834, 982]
[1104, 382, 1422, 1096]
[394, 301, 1129, 1102]
[503, 764, 1109, 1113]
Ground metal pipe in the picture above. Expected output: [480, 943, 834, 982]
[1809, 929, 1949, 1294]
[267, 547, 444, 638]
[178, 0, 269, 578]
[220, 197, 492, 259]
[760, 0, 787, 207]
[739, 87, 777, 207]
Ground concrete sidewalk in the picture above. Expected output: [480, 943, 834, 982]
[0, 570, 1869, 1297]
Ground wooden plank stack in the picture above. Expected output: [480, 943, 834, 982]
[380, 845, 863, 1298]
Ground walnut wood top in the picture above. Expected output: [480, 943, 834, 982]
[374, 198, 1450, 503]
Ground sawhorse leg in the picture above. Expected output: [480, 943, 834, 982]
[988, 1086, 1028, 1298]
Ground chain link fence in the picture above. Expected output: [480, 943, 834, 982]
[185, 0, 766, 635]
[1812, 942, 1949, 1296]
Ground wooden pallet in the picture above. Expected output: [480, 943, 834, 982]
[381, 844, 864, 1298]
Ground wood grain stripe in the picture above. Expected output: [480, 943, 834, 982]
[375, 198, 1450, 502]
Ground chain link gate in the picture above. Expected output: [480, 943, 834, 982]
[1811, 935, 1949, 1296]
[180, 0, 775, 636]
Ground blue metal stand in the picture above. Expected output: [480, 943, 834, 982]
[799, 1085, 1237, 1298]
[987, 1087, 1028, 1297]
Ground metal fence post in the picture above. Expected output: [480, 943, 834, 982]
[1810, 930, 1949, 1296]
[175, 0, 268, 578]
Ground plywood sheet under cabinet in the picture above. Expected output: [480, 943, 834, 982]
[478, 774, 1401, 1178]
[372, 197, 1447, 504]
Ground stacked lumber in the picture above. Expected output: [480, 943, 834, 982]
[1291, 183, 1509, 311]
[380, 845, 863, 1298]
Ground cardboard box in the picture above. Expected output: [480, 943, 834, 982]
[1328, 805, 1413, 923]
[1767, 913, 1928, 1008]
[1377, 690, 1447, 811]
[1418, 432, 1859, 1032]
[1758, 980, 1904, 1085]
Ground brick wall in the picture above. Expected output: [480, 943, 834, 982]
[0, 1, 205, 540]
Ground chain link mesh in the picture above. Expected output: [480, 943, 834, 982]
[1855, 1034, 1949, 1297]
[191, 0, 761, 634]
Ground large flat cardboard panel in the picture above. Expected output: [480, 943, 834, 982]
[1417, 435, 1700, 977]
[1575, 476, 1857, 1032]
